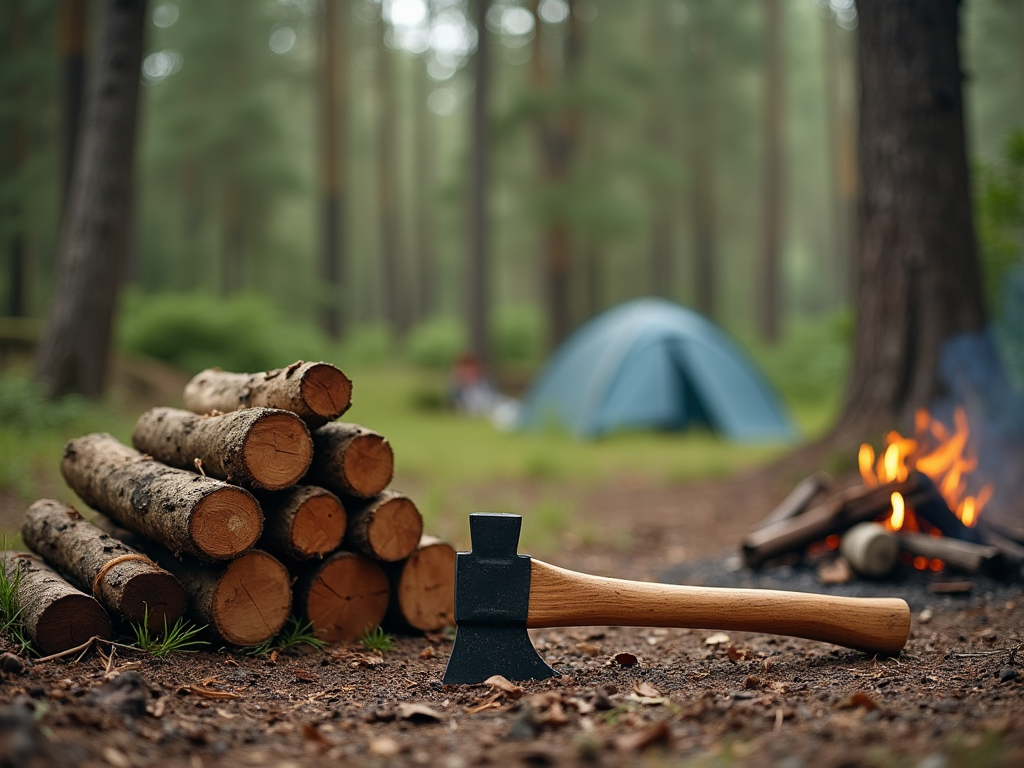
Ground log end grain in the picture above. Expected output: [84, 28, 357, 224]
[291, 492, 347, 559]
[212, 551, 291, 646]
[243, 412, 314, 490]
[190, 487, 263, 560]
[365, 495, 423, 562]
[394, 541, 456, 631]
[36, 593, 113, 656]
[299, 363, 353, 423]
[117, 568, 188, 632]
[303, 552, 389, 643]
[344, 433, 394, 498]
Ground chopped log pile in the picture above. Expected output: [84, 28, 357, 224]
[4, 360, 455, 656]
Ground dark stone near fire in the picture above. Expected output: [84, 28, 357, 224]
[997, 668, 1018, 683]
[0, 652, 25, 674]
[84, 671, 151, 718]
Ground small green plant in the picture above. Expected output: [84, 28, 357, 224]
[274, 617, 327, 652]
[0, 544, 33, 656]
[359, 625, 395, 654]
[131, 605, 209, 656]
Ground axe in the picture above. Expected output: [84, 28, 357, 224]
[442, 513, 911, 684]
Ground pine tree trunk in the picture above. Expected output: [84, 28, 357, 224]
[320, 0, 345, 339]
[835, 0, 986, 439]
[58, 0, 87, 210]
[34, 0, 147, 398]
[377, 17, 404, 337]
[758, 0, 784, 342]
[468, 0, 492, 368]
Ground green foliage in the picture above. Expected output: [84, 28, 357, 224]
[493, 305, 544, 366]
[240, 616, 326, 656]
[975, 129, 1024, 313]
[0, 369, 90, 435]
[0, 543, 33, 656]
[359, 625, 395, 654]
[405, 317, 465, 370]
[130, 606, 209, 657]
[337, 325, 396, 368]
[118, 290, 329, 375]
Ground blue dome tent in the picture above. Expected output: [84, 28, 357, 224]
[518, 298, 797, 441]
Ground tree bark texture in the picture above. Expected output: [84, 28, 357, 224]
[256, 485, 346, 562]
[307, 422, 394, 498]
[758, 0, 784, 342]
[58, 0, 87, 208]
[343, 490, 423, 562]
[468, 0, 492, 368]
[382, 536, 455, 632]
[1, 550, 112, 656]
[61, 433, 262, 562]
[293, 550, 389, 643]
[183, 362, 352, 429]
[132, 407, 313, 491]
[377, 19, 406, 338]
[33, 0, 147, 398]
[837, 0, 986, 438]
[319, 0, 346, 339]
[21, 499, 186, 631]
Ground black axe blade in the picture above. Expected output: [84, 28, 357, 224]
[441, 513, 556, 685]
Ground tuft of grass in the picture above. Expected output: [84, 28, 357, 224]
[0, 544, 33, 656]
[359, 625, 395, 654]
[240, 616, 327, 656]
[131, 605, 209, 656]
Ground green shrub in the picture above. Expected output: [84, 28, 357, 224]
[0, 369, 91, 435]
[337, 324, 396, 368]
[493, 305, 543, 366]
[119, 290, 329, 374]
[405, 317, 465, 370]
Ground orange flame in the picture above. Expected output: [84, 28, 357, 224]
[886, 492, 905, 531]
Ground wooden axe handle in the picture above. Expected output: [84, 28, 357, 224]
[526, 560, 910, 654]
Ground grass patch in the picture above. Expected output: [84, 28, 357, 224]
[0, 542, 33, 656]
[130, 605, 209, 656]
[359, 625, 395, 654]
[240, 616, 327, 656]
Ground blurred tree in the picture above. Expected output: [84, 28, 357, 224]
[836, 0, 987, 436]
[468, 0, 492, 368]
[646, 0, 676, 300]
[377, 11, 405, 337]
[758, 0, 784, 342]
[6, 2, 29, 318]
[319, 0, 346, 339]
[34, 0, 147, 398]
[57, 0, 87, 209]
[413, 58, 436, 322]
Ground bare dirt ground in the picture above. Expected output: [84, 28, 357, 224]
[2, 464, 1023, 768]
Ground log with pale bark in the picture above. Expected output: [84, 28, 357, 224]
[382, 536, 455, 632]
[1, 550, 112, 656]
[344, 490, 423, 562]
[294, 550, 389, 643]
[183, 361, 353, 429]
[61, 433, 262, 562]
[132, 406, 313, 491]
[307, 423, 393, 498]
[257, 485, 346, 562]
[21, 499, 186, 631]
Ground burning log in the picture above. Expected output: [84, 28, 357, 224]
[899, 534, 1004, 576]
[61, 433, 262, 562]
[344, 490, 424, 562]
[1, 550, 112, 656]
[132, 406, 313, 492]
[307, 423, 394, 499]
[20, 499, 186, 631]
[742, 475, 928, 568]
[906, 474, 983, 543]
[294, 550, 390, 642]
[257, 485, 347, 562]
[382, 536, 456, 632]
[839, 522, 899, 578]
[183, 361, 353, 429]
[757, 472, 832, 529]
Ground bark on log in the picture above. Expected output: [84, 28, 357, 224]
[1, 550, 112, 656]
[294, 550, 389, 643]
[757, 472, 832, 529]
[257, 485, 346, 561]
[132, 407, 313, 491]
[20, 499, 186, 631]
[61, 433, 262, 562]
[183, 361, 353, 429]
[382, 536, 455, 632]
[307, 423, 393, 498]
[899, 533, 1003, 576]
[344, 490, 423, 562]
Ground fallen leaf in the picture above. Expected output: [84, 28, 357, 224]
[705, 633, 730, 646]
[369, 737, 401, 757]
[464, 694, 503, 714]
[569, 697, 595, 715]
[102, 747, 131, 768]
[216, 707, 236, 719]
[614, 652, 639, 666]
[836, 692, 879, 712]
[484, 674, 524, 698]
[301, 722, 328, 744]
[292, 667, 318, 682]
[420, 646, 435, 660]
[397, 703, 444, 722]
[538, 701, 569, 727]
[613, 720, 672, 752]
[632, 681, 661, 698]
[576, 643, 601, 657]
[727, 646, 753, 662]
[743, 676, 761, 690]
[184, 686, 240, 700]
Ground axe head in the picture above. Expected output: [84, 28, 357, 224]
[441, 513, 557, 685]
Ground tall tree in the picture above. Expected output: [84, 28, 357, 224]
[758, 0, 784, 342]
[835, 0, 987, 437]
[58, 0, 88, 208]
[467, 0, 491, 367]
[413, 59, 436, 322]
[320, 0, 346, 339]
[34, 0, 147, 398]
[6, 1, 29, 318]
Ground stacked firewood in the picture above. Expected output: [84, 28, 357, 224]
[1, 361, 456, 656]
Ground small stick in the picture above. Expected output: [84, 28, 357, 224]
[757, 472, 832, 529]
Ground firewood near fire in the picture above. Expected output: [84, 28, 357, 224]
[4, 361, 455, 653]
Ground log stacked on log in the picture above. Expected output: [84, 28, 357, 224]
[2, 360, 455, 655]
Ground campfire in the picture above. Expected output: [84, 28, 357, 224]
[741, 407, 1024, 583]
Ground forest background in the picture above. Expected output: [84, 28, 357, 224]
[1, 0, 1024, 546]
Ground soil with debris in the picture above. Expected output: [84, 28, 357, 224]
[2, 466, 1023, 768]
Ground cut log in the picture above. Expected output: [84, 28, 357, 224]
[839, 522, 898, 578]
[294, 550, 389, 643]
[344, 490, 423, 562]
[899, 533, 1004, 576]
[382, 536, 455, 632]
[132, 406, 313, 491]
[20, 499, 186, 631]
[61, 433, 262, 562]
[307, 423, 393, 498]
[1, 550, 112, 656]
[757, 472, 832, 529]
[257, 485, 346, 561]
[183, 361, 353, 429]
